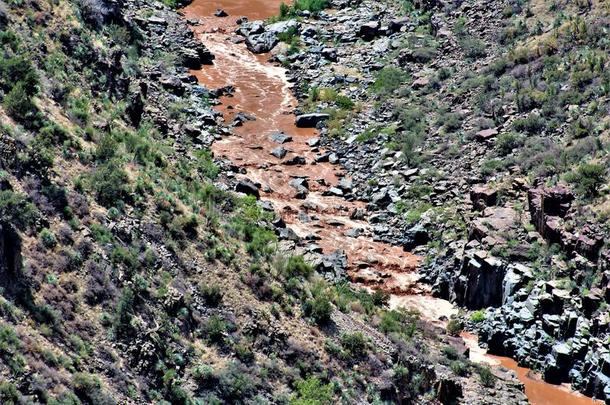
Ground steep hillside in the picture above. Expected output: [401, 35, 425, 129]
[0, 0, 531, 404]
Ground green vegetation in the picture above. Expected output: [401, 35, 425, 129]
[276, 0, 329, 20]
[290, 377, 334, 405]
[470, 310, 486, 323]
[373, 67, 408, 95]
[566, 163, 606, 198]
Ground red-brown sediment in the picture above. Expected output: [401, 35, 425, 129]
[183, 0, 419, 292]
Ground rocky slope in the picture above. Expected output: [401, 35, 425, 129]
[0, 0, 532, 404]
[245, 0, 610, 402]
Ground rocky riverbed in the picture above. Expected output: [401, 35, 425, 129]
[181, 0, 610, 403]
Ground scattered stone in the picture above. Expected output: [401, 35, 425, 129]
[235, 180, 260, 199]
[270, 132, 293, 143]
[295, 113, 330, 128]
[270, 146, 288, 159]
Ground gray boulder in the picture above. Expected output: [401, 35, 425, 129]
[295, 113, 330, 128]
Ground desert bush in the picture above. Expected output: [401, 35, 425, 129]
[3, 82, 37, 122]
[205, 315, 228, 343]
[0, 190, 38, 229]
[0, 56, 39, 94]
[565, 163, 606, 198]
[217, 363, 257, 401]
[200, 283, 224, 307]
[303, 294, 333, 325]
[459, 36, 487, 60]
[290, 376, 334, 404]
[495, 132, 524, 156]
[379, 309, 417, 338]
[0, 382, 20, 404]
[72, 372, 115, 405]
[450, 360, 469, 376]
[169, 214, 198, 240]
[373, 67, 408, 95]
[470, 310, 486, 323]
[283, 256, 313, 279]
[113, 287, 135, 337]
[513, 113, 546, 134]
[477, 366, 495, 387]
[40, 228, 57, 249]
[0, 324, 25, 374]
[446, 319, 463, 336]
[91, 160, 131, 207]
[340, 332, 368, 358]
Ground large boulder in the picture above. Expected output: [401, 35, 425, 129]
[470, 184, 498, 210]
[266, 19, 299, 36]
[235, 180, 260, 199]
[295, 113, 330, 128]
[245, 31, 279, 53]
[358, 21, 380, 40]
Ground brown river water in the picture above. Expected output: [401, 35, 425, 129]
[182, 1, 602, 404]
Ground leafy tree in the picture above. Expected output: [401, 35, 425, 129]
[566, 163, 606, 198]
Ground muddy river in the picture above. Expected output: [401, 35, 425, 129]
[182, 1, 602, 404]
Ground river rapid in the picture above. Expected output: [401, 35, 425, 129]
[182, 1, 602, 404]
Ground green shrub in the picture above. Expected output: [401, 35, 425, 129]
[0, 30, 20, 50]
[284, 256, 313, 279]
[436, 112, 461, 132]
[91, 160, 131, 207]
[3, 82, 37, 122]
[379, 309, 417, 338]
[169, 214, 199, 240]
[513, 113, 546, 134]
[477, 366, 495, 387]
[304, 294, 333, 325]
[0, 324, 24, 374]
[459, 36, 487, 60]
[340, 332, 368, 357]
[450, 361, 469, 376]
[373, 67, 408, 95]
[335, 95, 354, 110]
[245, 227, 277, 257]
[40, 228, 57, 249]
[566, 163, 606, 198]
[446, 319, 463, 336]
[0, 56, 39, 93]
[0, 382, 20, 405]
[441, 345, 459, 360]
[205, 315, 228, 343]
[480, 158, 504, 176]
[200, 283, 224, 307]
[470, 310, 486, 323]
[113, 288, 135, 337]
[495, 132, 524, 156]
[195, 149, 219, 179]
[217, 364, 256, 400]
[290, 377, 334, 405]
[0, 190, 38, 229]
[96, 134, 118, 162]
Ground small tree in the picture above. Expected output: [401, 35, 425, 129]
[3, 82, 36, 122]
[566, 163, 605, 198]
